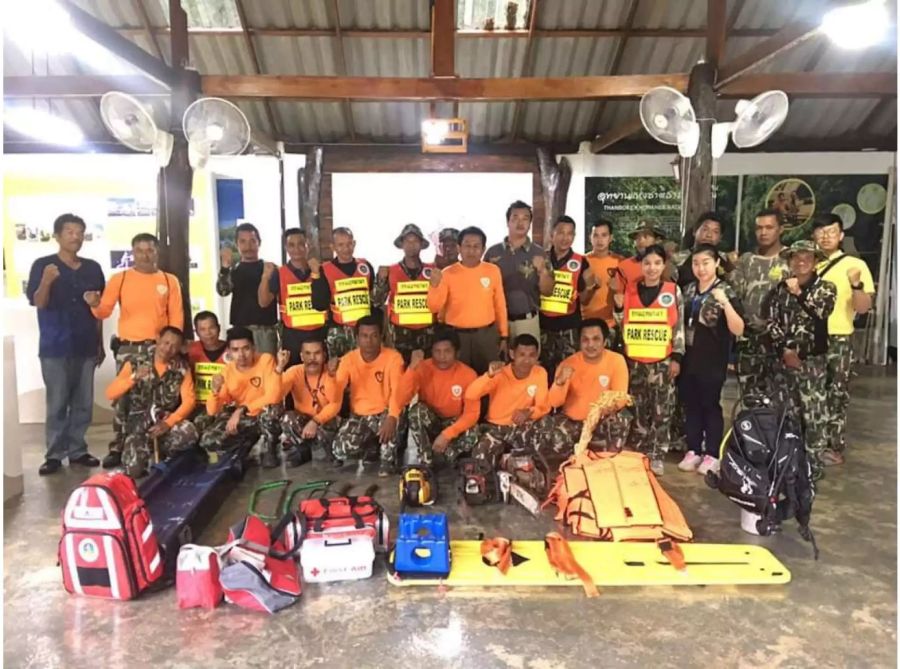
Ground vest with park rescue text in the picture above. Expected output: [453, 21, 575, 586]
[622, 281, 678, 363]
[388, 263, 435, 328]
[278, 265, 327, 330]
[540, 252, 585, 317]
[322, 259, 372, 326]
[187, 341, 226, 403]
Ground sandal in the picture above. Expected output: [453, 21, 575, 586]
[822, 449, 845, 467]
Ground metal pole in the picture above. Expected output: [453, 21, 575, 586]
[872, 160, 896, 366]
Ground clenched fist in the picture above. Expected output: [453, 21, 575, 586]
[847, 267, 862, 285]
[83, 290, 101, 308]
[308, 257, 321, 276]
[377, 266, 390, 282]
[785, 277, 801, 296]
[711, 287, 729, 305]
[429, 267, 443, 288]
[42, 263, 61, 284]
[409, 349, 425, 370]
[276, 349, 291, 372]
[487, 361, 505, 378]
[220, 246, 234, 269]
[532, 255, 547, 273]
[555, 365, 575, 386]
[262, 261, 277, 279]
[211, 373, 225, 394]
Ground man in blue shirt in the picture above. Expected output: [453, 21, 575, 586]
[27, 213, 106, 475]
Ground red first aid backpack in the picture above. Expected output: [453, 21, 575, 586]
[298, 494, 389, 552]
[59, 472, 163, 600]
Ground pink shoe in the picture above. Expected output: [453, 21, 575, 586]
[697, 455, 720, 476]
[677, 451, 702, 472]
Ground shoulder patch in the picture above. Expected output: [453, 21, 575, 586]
[658, 292, 675, 307]
[422, 267, 432, 279]
[566, 259, 580, 272]
[357, 263, 369, 276]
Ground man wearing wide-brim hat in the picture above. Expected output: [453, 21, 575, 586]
[612, 220, 674, 297]
[373, 223, 437, 365]
[766, 238, 837, 481]
[435, 227, 460, 269]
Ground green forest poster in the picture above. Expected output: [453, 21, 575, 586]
[584, 176, 739, 256]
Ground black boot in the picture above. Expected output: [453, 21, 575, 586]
[102, 451, 122, 469]
[261, 441, 280, 469]
[286, 443, 312, 468]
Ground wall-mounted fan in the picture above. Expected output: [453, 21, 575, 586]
[711, 91, 790, 158]
[100, 91, 173, 166]
[639, 86, 700, 158]
[182, 97, 252, 169]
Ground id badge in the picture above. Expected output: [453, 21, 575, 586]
[685, 327, 695, 348]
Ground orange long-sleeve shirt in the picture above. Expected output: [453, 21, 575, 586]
[616, 256, 642, 295]
[426, 262, 509, 337]
[397, 359, 480, 440]
[280, 366, 340, 425]
[548, 350, 629, 422]
[465, 364, 549, 426]
[106, 359, 195, 428]
[91, 269, 184, 341]
[206, 353, 281, 417]
[582, 253, 623, 325]
[330, 348, 405, 418]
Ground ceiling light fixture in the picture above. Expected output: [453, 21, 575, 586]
[821, 0, 889, 50]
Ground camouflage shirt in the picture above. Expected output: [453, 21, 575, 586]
[126, 351, 192, 415]
[765, 275, 837, 359]
[730, 252, 788, 333]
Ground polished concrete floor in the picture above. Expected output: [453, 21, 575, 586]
[4, 369, 897, 668]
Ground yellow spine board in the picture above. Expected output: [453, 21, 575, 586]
[388, 541, 791, 588]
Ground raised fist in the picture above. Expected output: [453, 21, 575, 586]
[532, 255, 547, 273]
[276, 349, 291, 371]
[42, 263, 61, 284]
[327, 358, 339, 376]
[711, 287, 729, 305]
[262, 262, 277, 278]
[308, 257, 321, 275]
[409, 349, 425, 370]
[785, 277, 801, 296]
[429, 267, 443, 288]
[608, 273, 619, 294]
[555, 365, 575, 385]
[220, 246, 233, 269]
[211, 373, 225, 394]
[487, 361, 505, 378]
[83, 290, 101, 308]
[727, 251, 740, 265]
[134, 362, 153, 381]
[377, 266, 390, 282]
[847, 267, 862, 285]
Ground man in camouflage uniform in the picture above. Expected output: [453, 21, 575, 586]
[434, 228, 460, 270]
[528, 319, 632, 463]
[329, 313, 405, 477]
[731, 208, 788, 398]
[276, 339, 341, 465]
[373, 224, 435, 365]
[199, 327, 284, 466]
[401, 331, 481, 467]
[765, 240, 837, 481]
[670, 212, 737, 287]
[106, 327, 198, 479]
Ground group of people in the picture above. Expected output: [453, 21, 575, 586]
[29, 200, 873, 486]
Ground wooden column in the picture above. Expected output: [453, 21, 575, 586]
[536, 148, 572, 245]
[156, 0, 197, 336]
[682, 62, 716, 243]
[299, 146, 324, 258]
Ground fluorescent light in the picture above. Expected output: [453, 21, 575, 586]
[821, 0, 889, 50]
[5, 107, 84, 147]
[5, 0, 72, 55]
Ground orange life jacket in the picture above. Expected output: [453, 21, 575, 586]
[322, 259, 372, 326]
[540, 252, 585, 318]
[387, 262, 434, 328]
[186, 341, 226, 403]
[543, 450, 693, 543]
[621, 281, 679, 363]
[278, 265, 327, 330]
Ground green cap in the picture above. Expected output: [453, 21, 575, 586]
[779, 239, 826, 261]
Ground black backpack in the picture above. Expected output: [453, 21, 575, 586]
[706, 396, 819, 559]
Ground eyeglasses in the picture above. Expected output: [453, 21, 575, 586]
[816, 228, 842, 237]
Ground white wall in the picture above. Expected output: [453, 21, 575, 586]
[562, 145, 896, 253]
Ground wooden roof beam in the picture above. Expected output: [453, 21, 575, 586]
[3, 75, 169, 97]
[510, 0, 541, 141]
[715, 21, 821, 88]
[235, 0, 281, 138]
[719, 72, 896, 98]
[590, 118, 644, 153]
[328, 0, 356, 141]
[706, 0, 728, 67]
[431, 0, 456, 77]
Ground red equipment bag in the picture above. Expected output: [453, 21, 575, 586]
[176, 545, 223, 609]
[59, 472, 163, 600]
[298, 495, 389, 552]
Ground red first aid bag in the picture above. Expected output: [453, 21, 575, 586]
[176, 545, 223, 609]
[298, 495, 389, 552]
[59, 472, 163, 600]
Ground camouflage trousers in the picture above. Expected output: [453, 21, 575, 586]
[190, 406, 215, 434]
[406, 401, 479, 467]
[777, 355, 829, 482]
[108, 341, 154, 454]
[280, 410, 340, 458]
[326, 324, 359, 360]
[120, 409, 198, 477]
[332, 411, 399, 465]
[540, 328, 579, 382]
[824, 335, 852, 453]
[530, 409, 633, 459]
[626, 359, 676, 459]
[389, 323, 433, 365]
[198, 404, 284, 453]
[472, 423, 534, 472]
[737, 331, 778, 399]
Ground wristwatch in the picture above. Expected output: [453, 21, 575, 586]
[851, 282, 864, 291]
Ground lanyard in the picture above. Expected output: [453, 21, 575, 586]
[688, 280, 720, 329]
[303, 371, 326, 413]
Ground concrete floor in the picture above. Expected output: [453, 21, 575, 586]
[4, 369, 897, 669]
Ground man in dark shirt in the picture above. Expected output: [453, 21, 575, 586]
[26, 213, 105, 476]
[672, 212, 736, 288]
[258, 228, 327, 369]
[485, 201, 554, 359]
[216, 222, 278, 354]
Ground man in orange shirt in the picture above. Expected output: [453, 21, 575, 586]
[465, 334, 549, 472]
[105, 326, 197, 478]
[85, 232, 184, 468]
[276, 338, 340, 467]
[398, 329, 480, 467]
[427, 226, 508, 375]
[328, 312, 405, 477]
[615, 221, 667, 294]
[200, 327, 284, 468]
[582, 219, 623, 327]
[531, 319, 632, 459]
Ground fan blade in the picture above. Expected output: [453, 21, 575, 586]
[677, 121, 699, 158]
[711, 123, 733, 159]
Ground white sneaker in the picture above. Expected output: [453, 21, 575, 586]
[677, 451, 702, 472]
[696, 455, 720, 476]
[650, 457, 665, 477]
